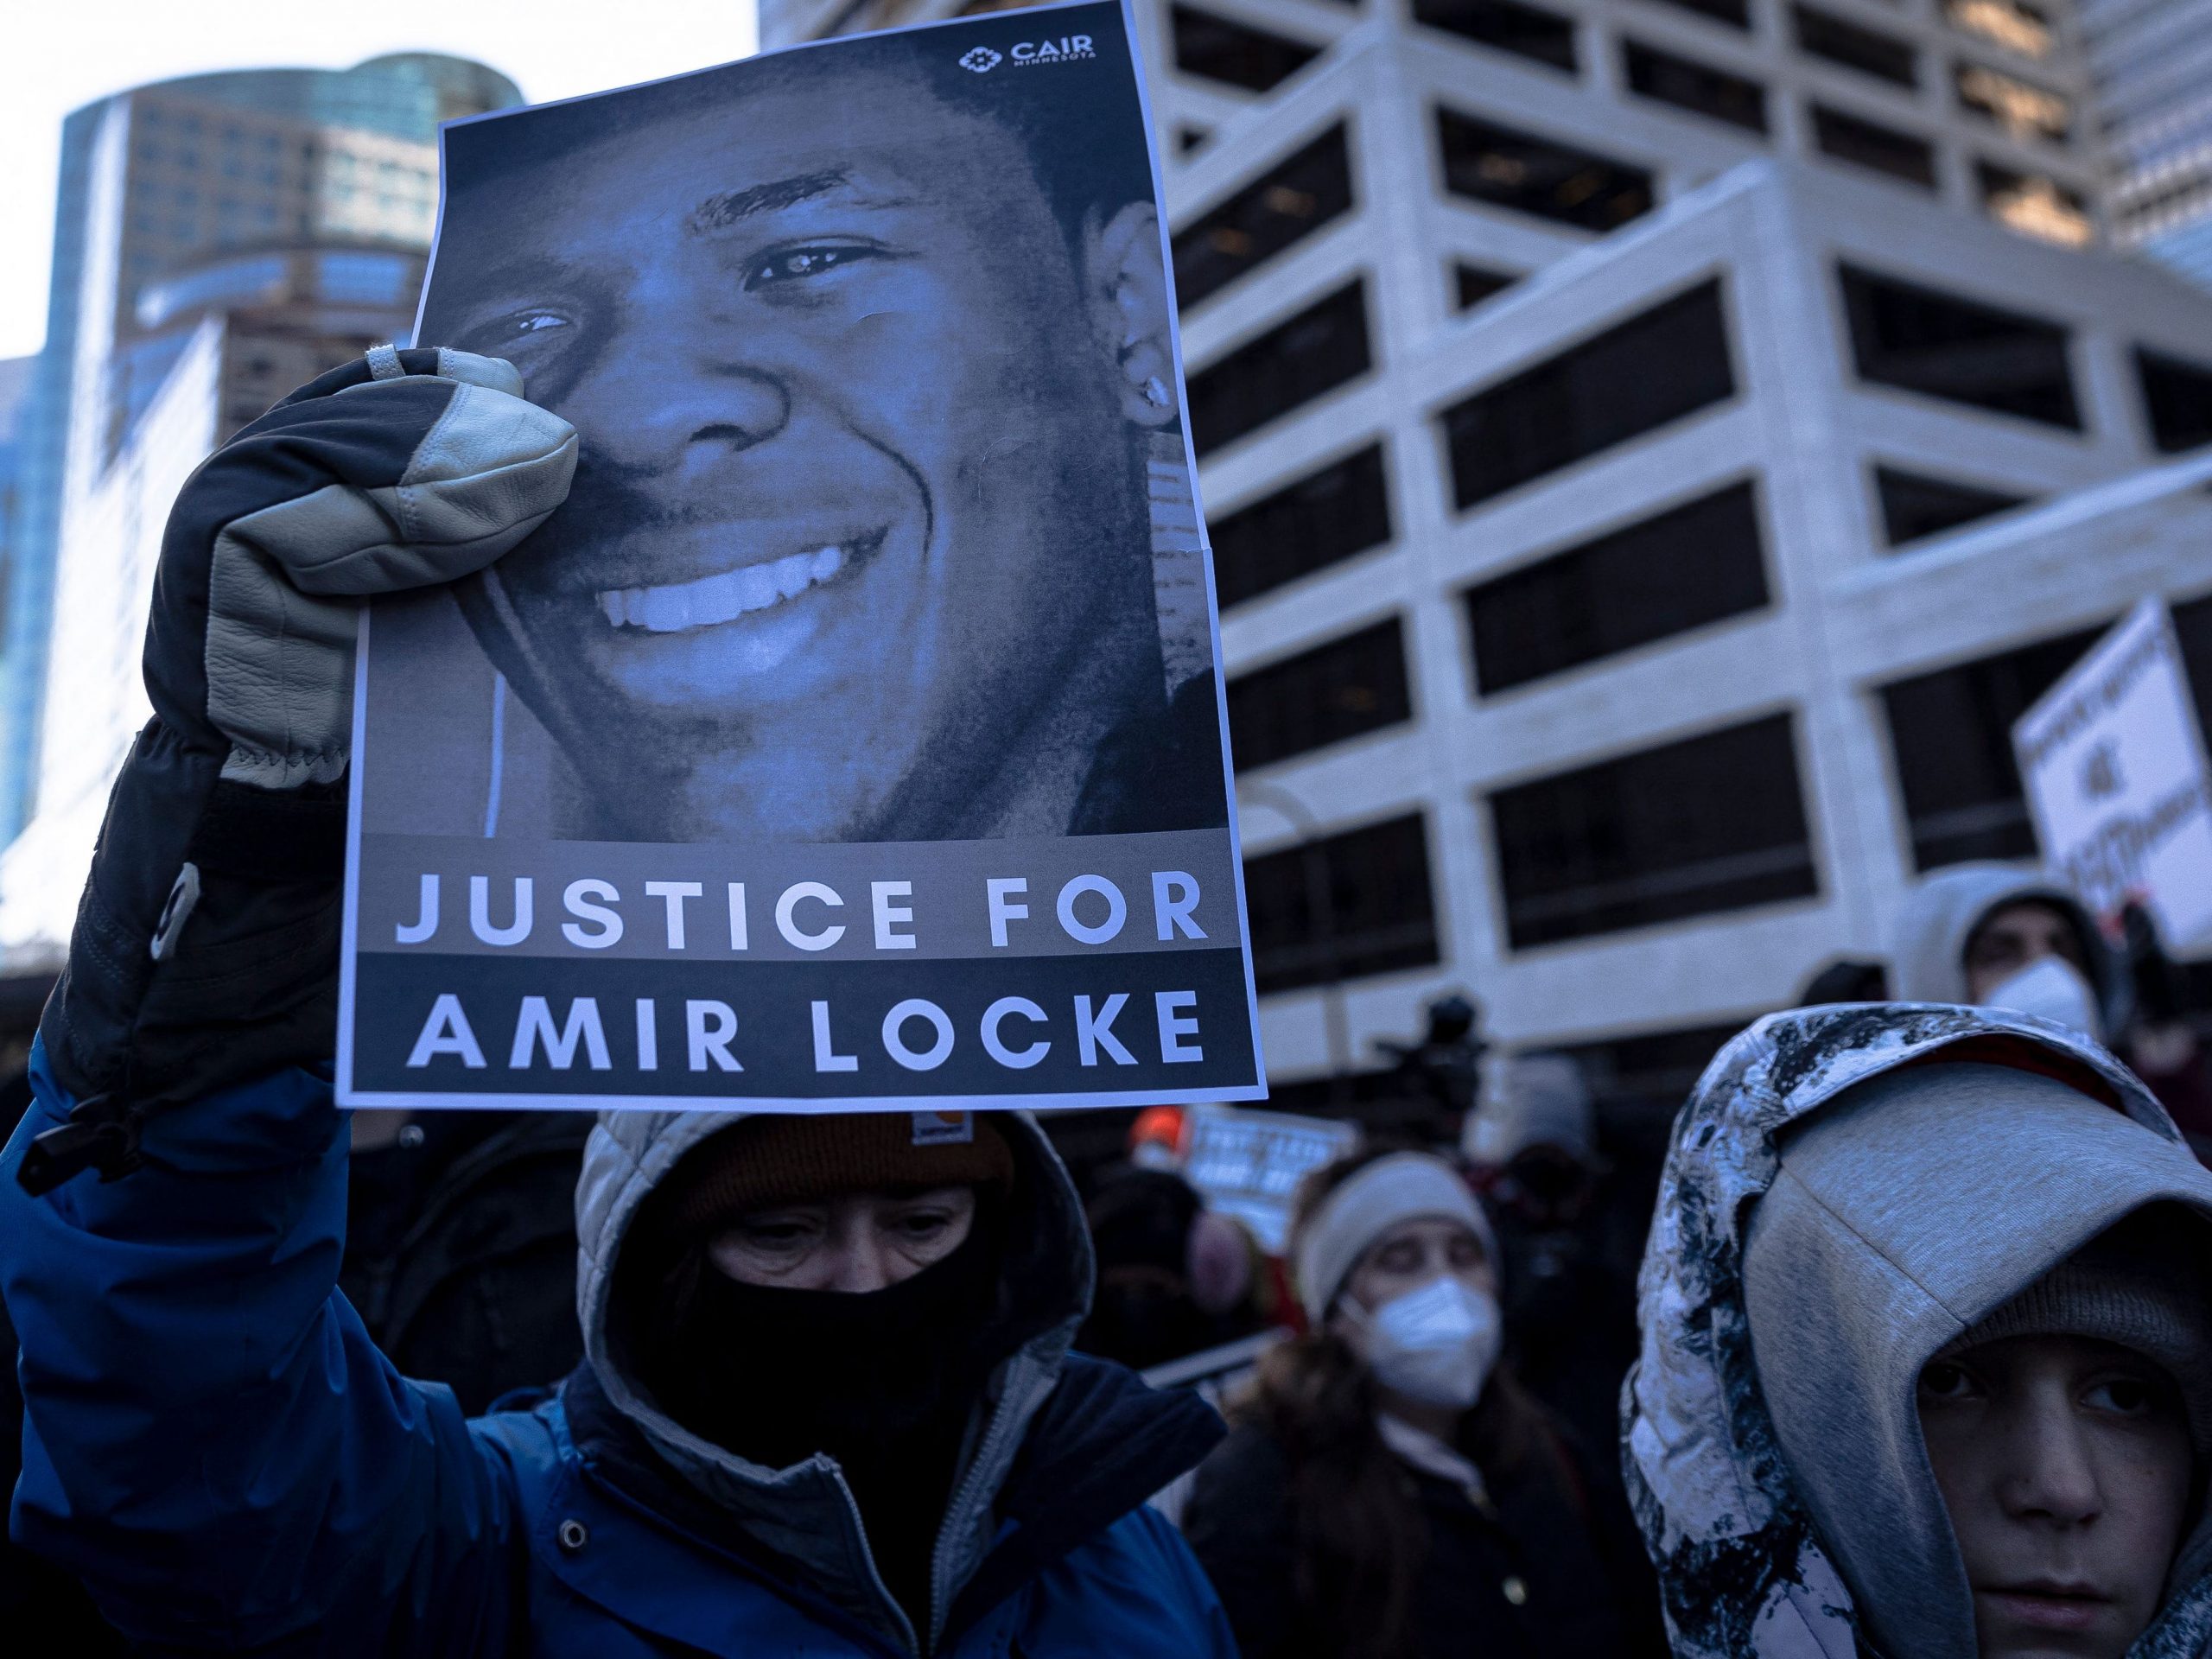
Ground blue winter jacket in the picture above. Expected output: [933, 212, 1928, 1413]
[0, 1050, 1237, 1657]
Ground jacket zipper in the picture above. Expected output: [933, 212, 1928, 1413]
[925, 1355, 1037, 1654]
[825, 1459, 924, 1656]
[577, 1459, 914, 1659]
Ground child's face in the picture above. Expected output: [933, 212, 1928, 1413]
[1919, 1333, 2195, 1658]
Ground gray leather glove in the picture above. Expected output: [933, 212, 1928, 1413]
[24, 345, 575, 1192]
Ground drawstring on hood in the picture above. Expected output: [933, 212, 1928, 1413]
[1624, 1004, 2212, 1659]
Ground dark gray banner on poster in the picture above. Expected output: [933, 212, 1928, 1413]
[337, 0, 1265, 1110]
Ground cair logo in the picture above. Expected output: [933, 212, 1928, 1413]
[959, 34, 1096, 72]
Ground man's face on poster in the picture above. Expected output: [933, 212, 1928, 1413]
[436, 65, 1172, 841]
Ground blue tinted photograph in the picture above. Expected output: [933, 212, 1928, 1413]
[385, 1, 1226, 846]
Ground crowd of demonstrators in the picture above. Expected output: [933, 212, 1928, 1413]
[6, 1086, 1237, 1653]
[1180, 1147, 1666, 1659]
[0, 346, 1232, 1656]
[7, 1082, 1242, 1655]
[1626, 1001, 2212, 1659]
[10, 330, 2212, 1659]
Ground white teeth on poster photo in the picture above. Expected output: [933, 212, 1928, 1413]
[597, 543, 848, 632]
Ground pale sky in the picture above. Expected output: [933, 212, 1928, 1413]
[0, 0, 763, 361]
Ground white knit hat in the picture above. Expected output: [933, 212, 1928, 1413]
[1291, 1151, 1498, 1323]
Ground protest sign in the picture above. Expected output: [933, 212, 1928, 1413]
[337, 1, 1263, 1110]
[1179, 1105, 1359, 1253]
[2012, 598, 2212, 951]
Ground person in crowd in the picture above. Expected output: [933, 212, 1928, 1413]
[1375, 994, 1487, 1146]
[1465, 1054, 1642, 1476]
[0, 346, 1233, 1656]
[10, 1094, 1236, 1655]
[2118, 899, 2212, 1143]
[1894, 863, 2130, 1034]
[1895, 862, 2212, 1137]
[1624, 1001, 2212, 1659]
[1181, 1146, 1664, 1659]
[1796, 957, 1889, 1006]
[341, 1108, 593, 1414]
[1076, 1163, 1272, 1373]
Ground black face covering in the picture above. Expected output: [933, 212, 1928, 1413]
[647, 1211, 1007, 1631]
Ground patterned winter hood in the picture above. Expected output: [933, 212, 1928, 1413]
[1624, 1002, 2212, 1659]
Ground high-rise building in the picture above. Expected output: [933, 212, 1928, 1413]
[763, 0, 2212, 1107]
[766, 0, 2104, 245]
[2080, 0, 2212, 287]
[0, 54, 519, 976]
[0, 355, 33, 697]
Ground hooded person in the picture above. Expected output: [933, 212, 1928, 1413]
[1624, 1001, 2212, 1659]
[1892, 863, 2130, 1042]
[0, 347, 1235, 1657]
[1181, 1146, 1665, 1659]
[6, 1090, 1236, 1654]
[1894, 863, 2212, 1145]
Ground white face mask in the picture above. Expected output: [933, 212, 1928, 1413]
[1980, 955, 2104, 1041]
[1345, 1275, 1503, 1408]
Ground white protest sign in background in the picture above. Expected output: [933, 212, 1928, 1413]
[2012, 597, 2212, 951]
[1178, 1104, 1358, 1254]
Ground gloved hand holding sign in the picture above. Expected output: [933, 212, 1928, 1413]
[23, 346, 575, 1192]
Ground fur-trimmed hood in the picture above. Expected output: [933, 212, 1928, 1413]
[1624, 1003, 2212, 1659]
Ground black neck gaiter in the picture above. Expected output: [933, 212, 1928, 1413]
[648, 1215, 1007, 1633]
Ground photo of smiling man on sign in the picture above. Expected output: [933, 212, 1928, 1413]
[340, 1, 1262, 1111]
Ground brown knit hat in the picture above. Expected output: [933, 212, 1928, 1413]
[645, 1111, 1016, 1245]
[1936, 1206, 2212, 1450]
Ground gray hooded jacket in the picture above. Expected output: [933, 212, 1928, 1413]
[568, 1107, 1189, 1655]
[1892, 862, 2129, 1032]
[1624, 1003, 2212, 1658]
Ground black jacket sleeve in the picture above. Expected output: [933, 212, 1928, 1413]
[26, 347, 571, 1192]
[1179, 1422, 1302, 1659]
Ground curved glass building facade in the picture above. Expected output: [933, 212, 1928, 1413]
[0, 54, 520, 865]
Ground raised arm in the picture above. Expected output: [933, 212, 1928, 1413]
[0, 347, 575, 1653]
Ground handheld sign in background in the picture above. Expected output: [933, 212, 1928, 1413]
[2012, 597, 2212, 951]
[337, 1, 1264, 1110]
[1177, 1105, 1360, 1255]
